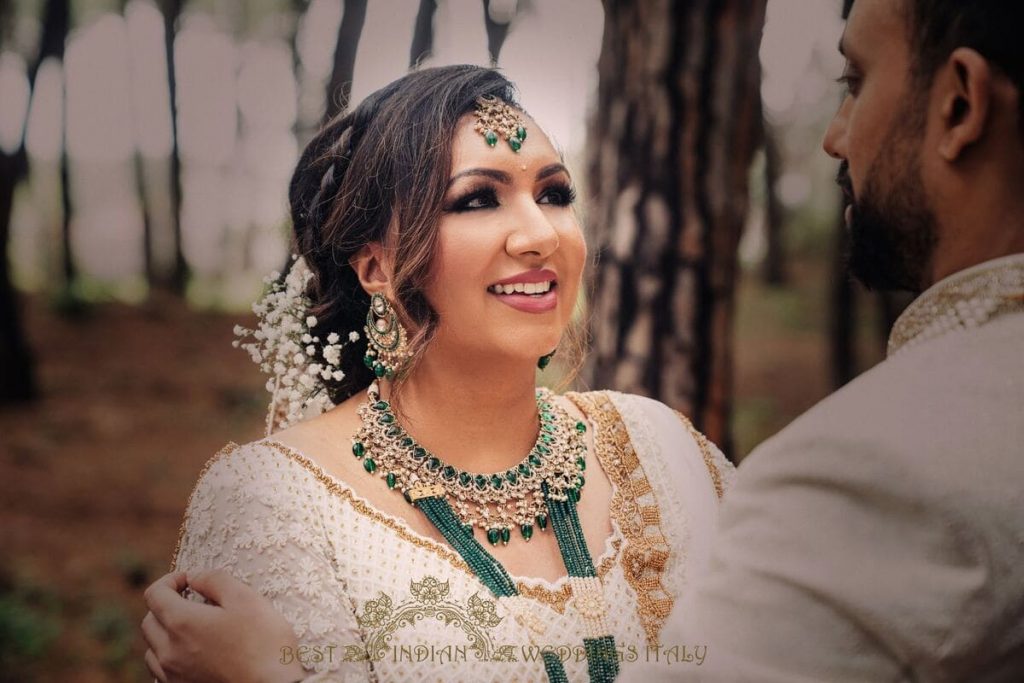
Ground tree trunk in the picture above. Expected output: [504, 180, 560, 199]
[324, 0, 368, 122]
[0, 0, 71, 400]
[829, 203, 856, 388]
[0, 148, 35, 403]
[409, 0, 436, 68]
[482, 0, 513, 65]
[159, 0, 188, 295]
[762, 111, 786, 285]
[586, 0, 766, 456]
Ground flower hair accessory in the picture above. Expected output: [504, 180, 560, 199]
[233, 255, 360, 435]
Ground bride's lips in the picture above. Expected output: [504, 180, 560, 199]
[488, 269, 559, 313]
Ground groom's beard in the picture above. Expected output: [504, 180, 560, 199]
[839, 111, 938, 294]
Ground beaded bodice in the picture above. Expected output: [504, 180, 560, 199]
[887, 254, 1024, 357]
[171, 391, 733, 682]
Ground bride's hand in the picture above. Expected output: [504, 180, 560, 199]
[141, 569, 307, 683]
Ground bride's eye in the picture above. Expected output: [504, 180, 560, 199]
[446, 187, 499, 213]
[538, 183, 577, 207]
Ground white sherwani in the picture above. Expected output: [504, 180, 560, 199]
[627, 254, 1024, 682]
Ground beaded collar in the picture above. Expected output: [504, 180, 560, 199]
[887, 253, 1024, 357]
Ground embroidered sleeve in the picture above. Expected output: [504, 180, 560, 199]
[172, 443, 372, 681]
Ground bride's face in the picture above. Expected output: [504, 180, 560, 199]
[424, 112, 586, 366]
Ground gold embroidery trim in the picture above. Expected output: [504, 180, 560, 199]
[674, 410, 724, 500]
[567, 391, 674, 647]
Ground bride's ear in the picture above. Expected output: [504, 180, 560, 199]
[349, 242, 393, 296]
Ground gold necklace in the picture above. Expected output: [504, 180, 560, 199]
[351, 383, 588, 545]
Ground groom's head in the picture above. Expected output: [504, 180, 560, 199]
[824, 0, 1024, 293]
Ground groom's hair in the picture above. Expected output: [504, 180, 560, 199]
[844, 0, 1023, 137]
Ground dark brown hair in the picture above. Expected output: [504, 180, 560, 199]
[843, 0, 1023, 135]
[288, 65, 521, 404]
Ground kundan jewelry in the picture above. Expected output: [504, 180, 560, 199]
[352, 382, 587, 545]
[474, 95, 528, 152]
[351, 381, 618, 683]
[363, 292, 412, 380]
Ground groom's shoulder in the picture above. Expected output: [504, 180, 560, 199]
[746, 312, 1024, 497]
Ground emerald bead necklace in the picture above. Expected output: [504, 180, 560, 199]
[351, 381, 619, 682]
[352, 382, 588, 546]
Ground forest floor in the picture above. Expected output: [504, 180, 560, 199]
[0, 258, 885, 682]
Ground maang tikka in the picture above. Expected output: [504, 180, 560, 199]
[363, 293, 412, 380]
[473, 95, 527, 152]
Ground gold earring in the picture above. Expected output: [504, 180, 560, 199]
[363, 293, 412, 380]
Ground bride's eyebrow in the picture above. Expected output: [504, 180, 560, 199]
[536, 163, 570, 181]
[446, 168, 511, 188]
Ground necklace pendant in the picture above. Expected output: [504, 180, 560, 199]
[356, 385, 588, 546]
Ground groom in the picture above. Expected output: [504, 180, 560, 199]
[658, 0, 1024, 680]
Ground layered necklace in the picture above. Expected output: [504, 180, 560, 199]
[352, 382, 619, 683]
[352, 383, 588, 545]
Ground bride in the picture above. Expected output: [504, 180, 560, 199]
[141, 64, 732, 683]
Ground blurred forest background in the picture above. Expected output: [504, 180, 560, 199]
[0, 0, 903, 680]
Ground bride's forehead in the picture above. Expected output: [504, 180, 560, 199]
[448, 113, 560, 173]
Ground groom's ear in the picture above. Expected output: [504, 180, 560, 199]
[350, 242, 393, 296]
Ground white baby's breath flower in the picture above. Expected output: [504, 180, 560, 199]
[232, 258, 350, 430]
[348, 331, 360, 342]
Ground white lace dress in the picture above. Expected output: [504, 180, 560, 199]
[172, 391, 733, 682]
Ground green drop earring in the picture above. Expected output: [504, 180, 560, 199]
[363, 293, 412, 380]
[537, 349, 555, 370]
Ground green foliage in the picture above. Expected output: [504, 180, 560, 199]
[732, 396, 779, 462]
[0, 570, 63, 681]
[86, 603, 135, 669]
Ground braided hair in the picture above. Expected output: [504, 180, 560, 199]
[288, 65, 520, 404]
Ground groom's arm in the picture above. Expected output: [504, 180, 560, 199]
[681, 433, 987, 682]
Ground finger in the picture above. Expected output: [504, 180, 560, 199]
[140, 611, 170, 655]
[147, 575, 205, 628]
[144, 571, 188, 609]
[187, 568, 251, 607]
[145, 648, 168, 683]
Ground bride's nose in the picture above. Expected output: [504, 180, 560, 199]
[505, 201, 560, 259]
